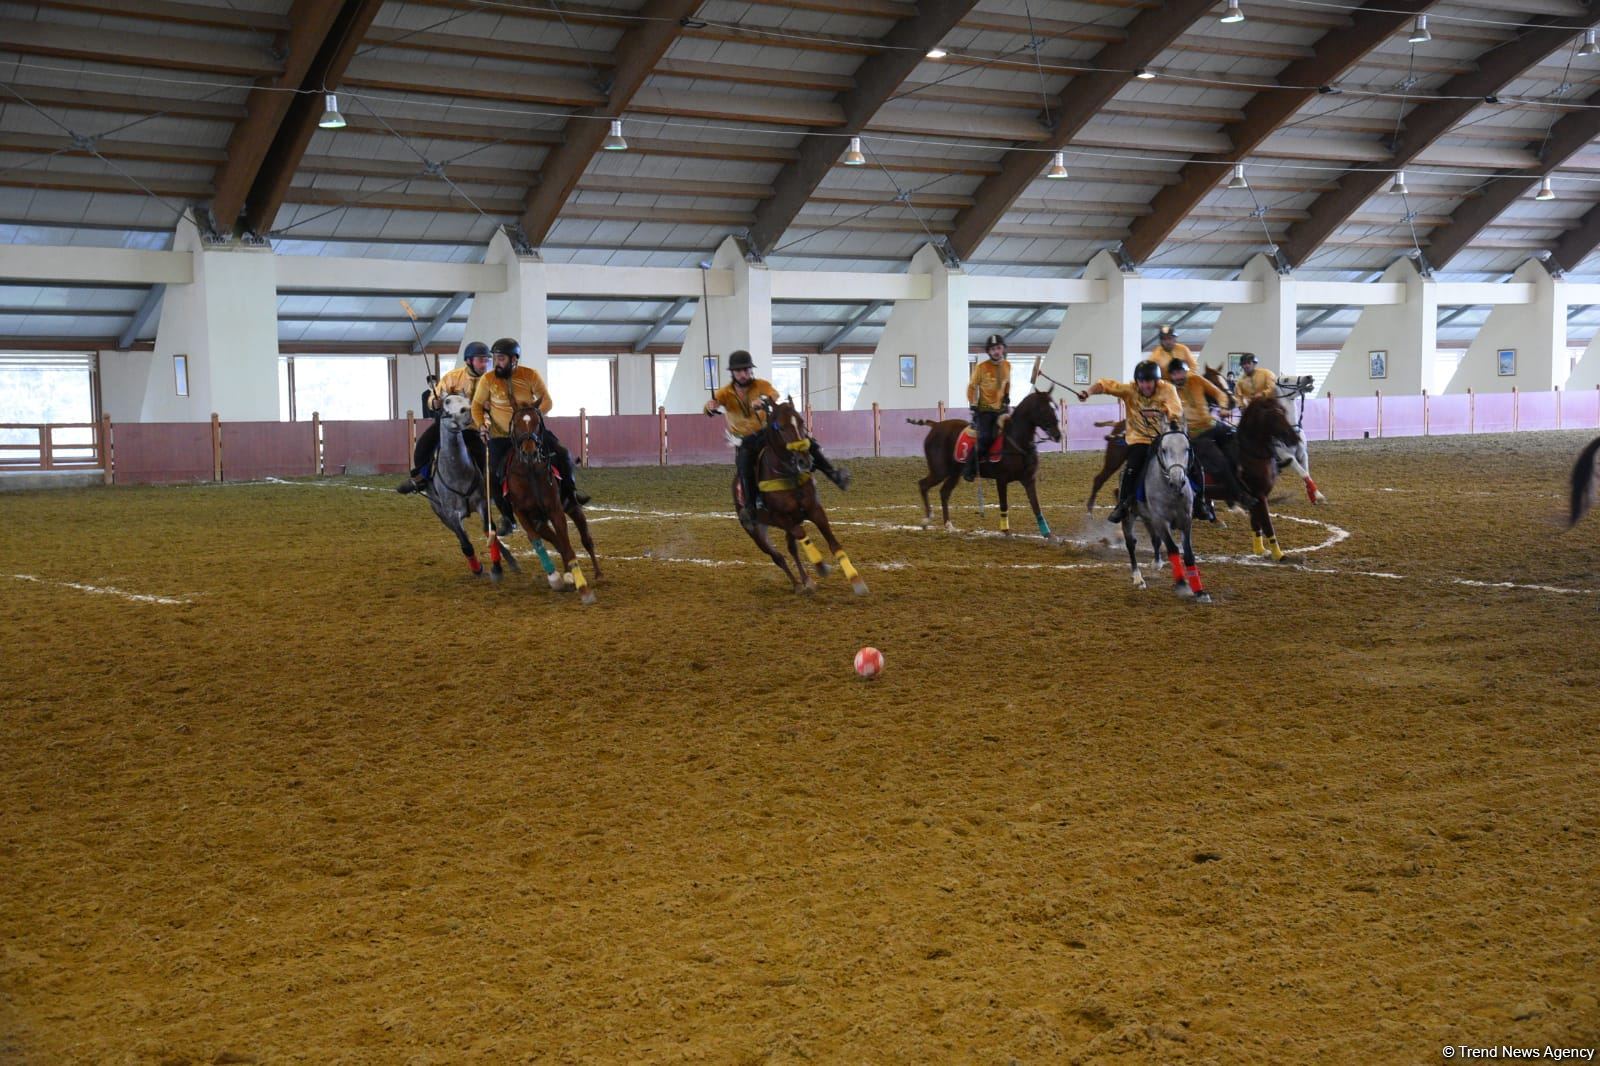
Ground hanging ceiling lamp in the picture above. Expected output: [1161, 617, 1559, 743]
[926, 45, 948, 59]
[1580, 29, 1598, 57]
[601, 119, 628, 151]
[318, 93, 346, 130]
[842, 136, 866, 165]
[1388, 170, 1408, 195]
[1220, 0, 1244, 24]
[1226, 163, 1248, 190]
[1535, 175, 1556, 201]
[1408, 15, 1430, 44]
[1046, 152, 1069, 179]
[1135, 67, 1156, 80]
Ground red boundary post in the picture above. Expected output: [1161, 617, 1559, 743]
[1512, 386, 1520, 432]
[579, 407, 589, 467]
[1422, 390, 1429, 436]
[1555, 385, 1562, 429]
[312, 411, 323, 475]
[1468, 388, 1475, 434]
[937, 400, 946, 421]
[872, 402, 881, 457]
[1327, 393, 1335, 440]
[100, 414, 113, 485]
[406, 410, 416, 449]
[1375, 389, 1383, 438]
[658, 406, 667, 466]
[211, 413, 222, 482]
[39, 424, 53, 471]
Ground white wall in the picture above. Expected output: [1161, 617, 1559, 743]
[1198, 253, 1297, 377]
[461, 228, 549, 380]
[1320, 257, 1437, 397]
[852, 244, 965, 410]
[662, 236, 773, 413]
[1444, 259, 1566, 393]
[1040, 249, 1139, 408]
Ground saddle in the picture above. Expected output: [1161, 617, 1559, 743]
[953, 426, 1004, 464]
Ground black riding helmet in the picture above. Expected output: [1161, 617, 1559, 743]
[1133, 359, 1162, 383]
[491, 337, 521, 360]
[728, 350, 755, 372]
[1167, 357, 1188, 376]
[1239, 352, 1258, 368]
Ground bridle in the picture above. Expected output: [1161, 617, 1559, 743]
[1151, 425, 1191, 482]
[432, 418, 480, 499]
[760, 399, 812, 478]
[1000, 392, 1061, 453]
[508, 404, 554, 481]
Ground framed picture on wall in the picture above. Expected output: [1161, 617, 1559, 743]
[173, 354, 189, 397]
[1072, 353, 1091, 385]
[1368, 349, 1388, 380]
[1497, 348, 1517, 376]
[702, 355, 719, 391]
[898, 354, 916, 387]
[1227, 352, 1249, 375]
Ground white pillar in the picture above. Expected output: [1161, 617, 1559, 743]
[663, 236, 772, 413]
[1197, 254, 1297, 377]
[851, 243, 967, 410]
[1039, 249, 1141, 405]
[102, 216, 280, 422]
[1444, 259, 1566, 393]
[1320, 257, 1436, 397]
[461, 228, 550, 379]
[1566, 330, 1600, 389]
[615, 352, 654, 414]
[810, 352, 840, 411]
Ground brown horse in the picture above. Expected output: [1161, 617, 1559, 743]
[910, 387, 1062, 538]
[504, 404, 601, 604]
[736, 398, 867, 596]
[1227, 398, 1303, 561]
[1570, 435, 1600, 527]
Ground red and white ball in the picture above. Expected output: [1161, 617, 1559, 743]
[854, 646, 884, 679]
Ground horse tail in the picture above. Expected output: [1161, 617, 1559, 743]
[905, 418, 939, 427]
[1568, 435, 1600, 527]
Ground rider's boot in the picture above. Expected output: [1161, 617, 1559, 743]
[1106, 463, 1137, 524]
[556, 451, 590, 507]
[811, 443, 850, 490]
[961, 452, 978, 482]
[396, 469, 427, 494]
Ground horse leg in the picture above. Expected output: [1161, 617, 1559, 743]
[1122, 515, 1145, 590]
[939, 474, 960, 533]
[1181, 520, 1211, 604]
[1161, 522, 1186, 594]
[520, 516, 561, 589]
[783, 528, 815, 593]
[1295, 437, 1325, 503]
[803, 494, 867, 596]
[566, 502, 602, 580]
[1022, 477, 1054, 541]
[450, 515, 483, 576]
[996, 477, 1011, 534]
[917, 469, 941, 529]
[749, 518, 802, 591]
[1088, 444, 1125, 513]
[542, 496, 595, 604]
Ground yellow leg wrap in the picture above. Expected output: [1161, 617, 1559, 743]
[1251, 534, 1265, 555]
[999, 511, 1010, 532]
[833, 549, 860, 582]
[1268, 537, 1284, 561]
[799, 537, 825, 565]
[570, 564, 587, 590]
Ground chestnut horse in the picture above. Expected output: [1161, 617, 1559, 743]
[504, 404, 601, 604]
[736, 398, 868, 596]
[1225, 398, 1303, 561]
[909, 387, 1062, 538]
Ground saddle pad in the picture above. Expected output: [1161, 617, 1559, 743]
[952, 427, 1003, 464]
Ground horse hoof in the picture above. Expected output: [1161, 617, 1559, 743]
[796, 582, 816, 596]
[580, 588, 597, 606]
[850, 578, 869, 596]
[1131, 574, 1146, 590]
[490, 568, 503, 585]
[1195, 592, 1213, 605]
[1174, 581, 1191, 597]
[815, 563, 833, 578]
[561, 572, 576, 589]
[546, 572, 563, 590]
[943, 522, 956, 533]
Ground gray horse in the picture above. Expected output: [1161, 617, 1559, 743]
[1120, 422, 1212, 604]
[425, 395, 517, 581]
[1270, 376, 1326, 504]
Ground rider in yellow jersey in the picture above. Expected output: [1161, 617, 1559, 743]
[963, 334, 1012, 481]
[1090, 360, 1182, 524]
[704, 350, 848, 525]
[1151, 323, 1198, 375]
[1234, 352, 1278, 405]
[397, 341, 489, 494]
[471, 337, 587, 535]
[1168, 358, 1256, 518]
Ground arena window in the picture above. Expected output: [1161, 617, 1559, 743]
[652, 356, 677, 411]
[839, 357, 871, 409]
[0, 352, 98, 425]
[547, 356, 616, 416]
[770, 357, 807, 406]
[280, 355, 393, 421]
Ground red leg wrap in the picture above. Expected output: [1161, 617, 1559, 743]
[1185, 566, 1204, 594]
[1168, 553, 1184, 581]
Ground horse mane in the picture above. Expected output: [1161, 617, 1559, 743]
[1238, 395, 1292, 437]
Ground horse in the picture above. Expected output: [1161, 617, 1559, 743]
[1120, 421, 1210, 604]
[422, 395, 505, 579]
[1271, 375, 1326, 504]
[736, 397, 867, 595]
[1229, 397, 1305, 561]
[503, 404, 601, 604]
[1086, 420, 1127, 514]
[909, 387, 1063, 538]
[1570, 435, 1600, 528]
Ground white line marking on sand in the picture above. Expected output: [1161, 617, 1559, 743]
[8, 573, 191, 605]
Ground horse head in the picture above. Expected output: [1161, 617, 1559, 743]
[1240, 396, 1299, 449]
[509, 403, 550, 468]
[1202, 364, 1235, 409]
[1015, 388, 1061, 444]
[765, 396, 814, 474]
[441, 393, 473, 430]
[1157, 424, 1190, 491]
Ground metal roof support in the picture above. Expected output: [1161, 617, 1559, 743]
[115, 283, 165, 350]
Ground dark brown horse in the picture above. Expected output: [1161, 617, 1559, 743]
[1570, 435, 1600, 527]
[504, 404, 601, 604]
[909, 388, 1062, 539]
[736, 398, 867, 595]
[1225, 398, 1303, 561]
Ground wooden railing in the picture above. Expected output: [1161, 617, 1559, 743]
[0, 420, 106, 472]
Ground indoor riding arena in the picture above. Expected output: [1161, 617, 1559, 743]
[2, 0, 1599, 1063]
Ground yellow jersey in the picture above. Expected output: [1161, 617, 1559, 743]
[967, 358, 1011, 412]
[433, 365, 480, 406]
[1093, 379, 1182, 446]
[713, 378, 781, 437]
[1175, 373, 1229, 434]
[471, 366, 552, 437]
[1236, 367, 1279, 405]
[1151, 342, 1198, 375]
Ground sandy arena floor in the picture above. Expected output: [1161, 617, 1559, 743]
[2, 431, 1598, 1063]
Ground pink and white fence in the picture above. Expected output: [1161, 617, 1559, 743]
[51, 387, 1600, 486]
